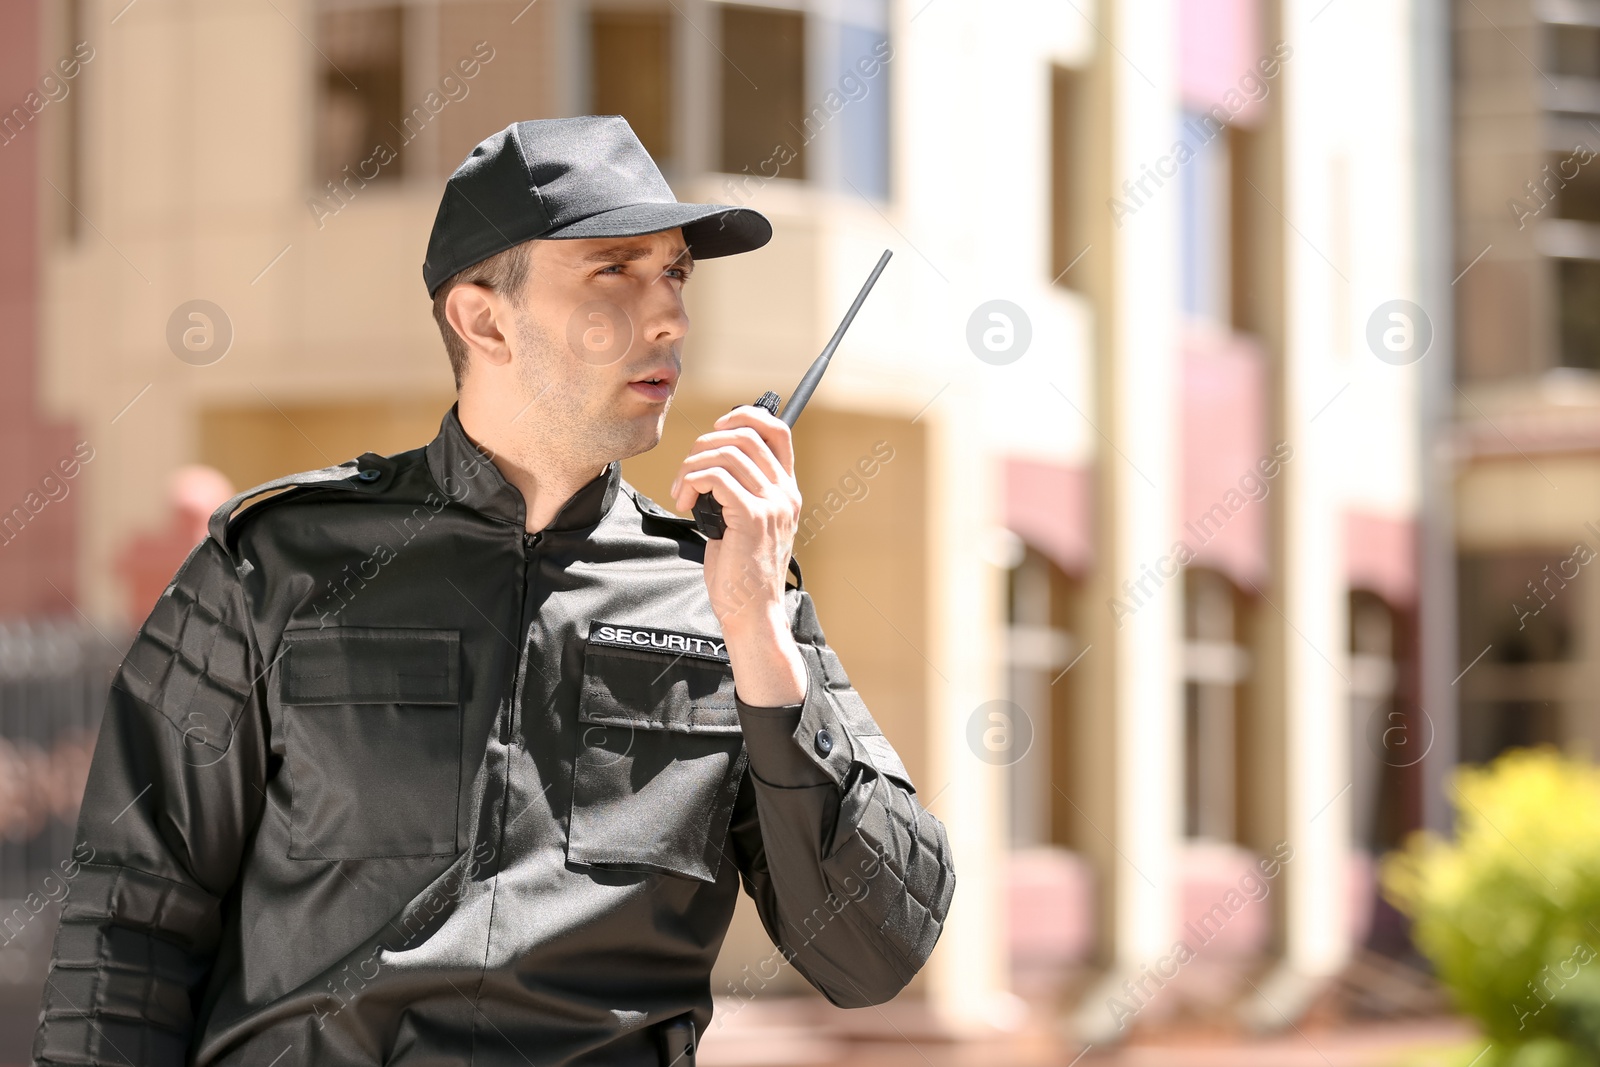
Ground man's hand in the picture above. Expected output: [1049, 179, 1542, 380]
[669, 406, 807, 706]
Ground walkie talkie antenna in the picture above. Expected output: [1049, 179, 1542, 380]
[690, 248, 894, 540]
[779, 248, 893, 428]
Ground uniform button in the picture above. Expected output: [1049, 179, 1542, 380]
[814, 727, 833, 758]
[357, 468, 382, 482]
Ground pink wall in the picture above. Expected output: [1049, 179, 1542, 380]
[1179, 0, 1265, 124]
[1179, 328, 1270, 589]
[1003, 326, 1416, 614]
[0, 0, 84, 617]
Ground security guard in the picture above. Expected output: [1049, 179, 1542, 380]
[33, 116, 954, 1067]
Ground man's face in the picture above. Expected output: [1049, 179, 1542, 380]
[505, 229, 692, 466]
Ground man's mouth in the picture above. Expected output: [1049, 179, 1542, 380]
[628, 370, 676, 403]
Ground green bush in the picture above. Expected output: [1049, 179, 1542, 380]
[1383, 747, 1600, 1067]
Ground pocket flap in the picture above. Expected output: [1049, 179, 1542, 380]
[578, 643, 740, 735]
[280, 627, 460, 706]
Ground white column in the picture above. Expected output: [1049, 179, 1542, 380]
[1279, 0, 1351, 980]
[1107, 0, 1182, 973]
[924, 396, 1010, 1033]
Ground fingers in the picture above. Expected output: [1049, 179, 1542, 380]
[678, 427, 783, 483]
[671, 444, 771, 511]
[675, 465, 760, 517]
[670, 406, 797, 513]
[715, 406, 794, 476]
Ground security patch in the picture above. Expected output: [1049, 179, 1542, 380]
[587, 621, 729, 663]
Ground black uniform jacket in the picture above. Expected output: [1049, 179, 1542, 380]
[32, 405, 955, 1067]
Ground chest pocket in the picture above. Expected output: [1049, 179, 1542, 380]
[567, 630, 746, 884]
[278, 627, 462, 860]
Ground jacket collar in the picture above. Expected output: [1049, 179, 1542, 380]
[425, 402, 620, 533]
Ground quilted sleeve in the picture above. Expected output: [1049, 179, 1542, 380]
[33, 538, 268, 1066]
[727, 588, 955, 1008]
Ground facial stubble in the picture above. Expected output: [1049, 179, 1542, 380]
[511, 307, 667, 471]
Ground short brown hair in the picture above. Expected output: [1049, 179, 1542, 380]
[430, 241, 533, 389]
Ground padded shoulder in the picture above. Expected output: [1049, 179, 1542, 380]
[206, 456, 388, 555]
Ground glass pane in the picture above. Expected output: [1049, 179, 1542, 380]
[1180, 109, 1230, 323]
[1184, 683, 1203, 837]
[314, 6, 407, 185]
[1558, 258, 1600, 370]
[719, 5, 806, 180]
[1549, 23, 1600, 79]
[591, 9, 674, 165]
[1455, 552, 1584, 763]
[1552, 148, 1600, 223]
[1051, 65, 1084, 289]
[837, 20, 890, 198]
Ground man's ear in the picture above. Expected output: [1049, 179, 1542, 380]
[445, 283, 513, 369]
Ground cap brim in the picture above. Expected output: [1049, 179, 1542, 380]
[542, 201, 772, 259]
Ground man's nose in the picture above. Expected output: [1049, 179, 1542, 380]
[641, 274, 690, 346]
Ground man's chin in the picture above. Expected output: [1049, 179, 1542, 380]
[606, 411, 668, 463]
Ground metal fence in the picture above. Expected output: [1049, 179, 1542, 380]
[0, 618, 120, 1053]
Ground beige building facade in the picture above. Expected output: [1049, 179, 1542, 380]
[20, 0, 1438, 1047]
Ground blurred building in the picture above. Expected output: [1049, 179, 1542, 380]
[1451, 0, 1600, 771]
[1001, 0, 1432, 1038]
[1, 0, 1449, 1059]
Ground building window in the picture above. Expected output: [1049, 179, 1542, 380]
[1552, 148, 1600, 222]
[1558, 259, 1600, 371]
[313, 5, 407, 188]
[1549, 22, 1600, 79]
[1003, 543, 1080, 849]
[1050, 64, 1086, 291]
[1229, 125, 1265, 335]
[1348, 591, 1398, 853]
[836, 8, 891, 199]
[1182, 569, 1249, 841]
[711, 0, 891, 195]
[718, 4, 807, 181]
[1179, 110, 1232, 323]
[57, 0, 87, 243]
[590, 6, 674, 167]
[1457, 552, 1575, 765]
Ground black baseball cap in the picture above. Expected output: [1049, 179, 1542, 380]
[423, 116, 773, 298]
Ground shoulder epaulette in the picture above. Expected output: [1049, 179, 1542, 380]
[626, 485, 703, 536]
[624, 484, 804, 589]
[206, 455, 391, 553]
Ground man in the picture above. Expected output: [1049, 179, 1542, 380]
[33, 116, 954, 1067]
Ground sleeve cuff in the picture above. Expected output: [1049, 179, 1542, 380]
[735, 646, 856, 787]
